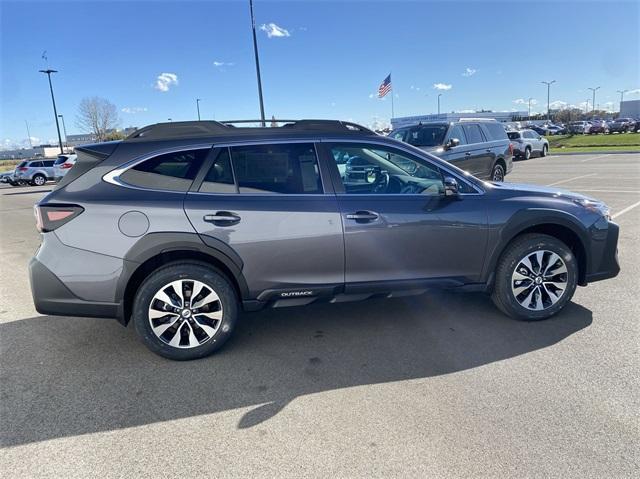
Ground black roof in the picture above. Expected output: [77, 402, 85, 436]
[125, 119, 377, 142]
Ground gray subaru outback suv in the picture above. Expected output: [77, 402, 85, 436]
[29, 120, 620, 360]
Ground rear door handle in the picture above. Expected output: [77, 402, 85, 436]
[465, 152, 472, 156]
[203, 211, 241, 225]
[346, 210, 379, 222]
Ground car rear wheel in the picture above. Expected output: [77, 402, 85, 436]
[524, 147, 531, 160]
[31, 174, 46, 186]
[132, 262, 238, 360]
[540, 144, 548, 157]
[491, 233, 578, 321]
[491, 163, 505, 182]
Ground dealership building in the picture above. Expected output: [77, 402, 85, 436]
[391, 111, 528, 129]
[619, 100, 640, 119]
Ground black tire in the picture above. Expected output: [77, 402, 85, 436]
[524, 147, 531, 160]
[491, 233, 578, 321]
[133, 261, 238, 360]
[491, 163, 505, 182]
[540, 144, 548, 157]
[31, 174, 46, 186]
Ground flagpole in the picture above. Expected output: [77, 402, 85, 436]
[390, 72, 394, 119]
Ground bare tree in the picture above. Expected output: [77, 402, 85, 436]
[76, 97, 119, 142]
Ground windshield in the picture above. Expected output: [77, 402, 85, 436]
[405, 125, 448, 147]
[17, 161, 27, 168]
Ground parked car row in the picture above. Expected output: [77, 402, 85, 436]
[568, 118, 639, 135]
[0, 153, 77, 186]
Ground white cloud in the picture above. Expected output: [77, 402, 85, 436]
[259, 23, 290, 38]
[462, 68, 476, 77]
[154, 72, 178, 92]
[433, 83, 452, 91]
[513, 98, 538, 105]
[122, 107, 147, 114]
[1, 137, 43, 151]
[213, 61, 235, 68]
[549, 100, 569, 110]
[628, 88, 640, 95]
[455, 109, 476, 113]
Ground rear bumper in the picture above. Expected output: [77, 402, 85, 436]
[585, 221, 620, 283]
[29, 257, 121, 319]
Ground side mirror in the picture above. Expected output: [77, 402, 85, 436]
[445, 138, 460, 150]
[444, 177, 459, 196]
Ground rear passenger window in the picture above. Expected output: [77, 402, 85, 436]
[230, 143, 322, 194]
[120, 148, 209, 192]
[43, 160, 55, 167]
[199, 148, 236, 194]
[31, 161, 43, 167]
[462, 124, 485, 144]
[482, 123, 508, 141]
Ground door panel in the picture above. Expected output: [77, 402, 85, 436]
[185, 195, 344, 296]
[338, 195, 488, 284]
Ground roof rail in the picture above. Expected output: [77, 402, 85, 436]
[222, 119, 375, 134]
[125, 119, 376, 142]
[458, 118, 499, 122]
[126, 121, 229, 140]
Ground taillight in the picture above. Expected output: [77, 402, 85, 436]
[61, 163, 74, 169]
[508, 143, 514, 155]
[34, 204, 84, 232]
[18, 166, 28, 171]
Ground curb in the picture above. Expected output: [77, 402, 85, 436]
[550, 150, 640, 155]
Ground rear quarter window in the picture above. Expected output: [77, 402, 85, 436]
[481, 123, 508, 141]
[119, 148, 210, 192]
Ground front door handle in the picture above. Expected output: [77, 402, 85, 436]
[203, 211, 241, 226]
[346, 210, 379, 222]
[465, 152, 472, 156]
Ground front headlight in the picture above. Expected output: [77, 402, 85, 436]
[574, 198, 611, 220]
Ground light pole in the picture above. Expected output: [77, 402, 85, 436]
[25, 120, 33, 148]
[584, 99, 589, 114]
[249, 0, 266, 126]
[437, 93, 442, 115]
[541, 80, 556, 121]
[39, 69, 64, 154]
[587, 86, 600, 113]
[57, 114, 68, 149]
[528, 97, 533, 117]
[196, 98, 201, 121]
[616, 89, 628, 104]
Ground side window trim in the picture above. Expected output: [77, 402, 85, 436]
[190, 147, 238, 193]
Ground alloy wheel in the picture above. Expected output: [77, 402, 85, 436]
[511, 250, 568, 311]
[34, 176, 45, 186]
[148, 279, 223, 348]
[492, 165, 505, 182]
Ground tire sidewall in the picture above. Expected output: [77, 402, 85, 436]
[497, 236, 577, 321]
[133, 263, 238, 360]
[525, 147, 531, 160]
[32, 174, 46, 186]
[541, 145, 548, 157]
[492, 163, 505, 182]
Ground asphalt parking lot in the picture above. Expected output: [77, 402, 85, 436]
[1, 152, 639, 478]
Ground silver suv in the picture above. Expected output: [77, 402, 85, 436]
[508, 130, 549, 160]
[13, 159, 55, 186]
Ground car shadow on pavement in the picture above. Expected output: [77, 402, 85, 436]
[0, 291, 592, 447]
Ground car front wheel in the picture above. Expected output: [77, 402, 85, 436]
[132, 262, 238, 360]
[491, 163, 505, 182]
[541, 144, 548, 157]
[491, 234, 578, 321]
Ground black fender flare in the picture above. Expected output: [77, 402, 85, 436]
[483, 208, 591, 283]
[115, 232, 249, 306]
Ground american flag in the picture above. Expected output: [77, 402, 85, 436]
[378, 74, 392, 98]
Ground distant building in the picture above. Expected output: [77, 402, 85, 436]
[620, 100, 640, 119]
[391, 111, 528, 129]
[65, 133, 96, 147]
[0, 146, 67, 160]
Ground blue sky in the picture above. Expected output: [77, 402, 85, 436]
[1, 0, 639, 148]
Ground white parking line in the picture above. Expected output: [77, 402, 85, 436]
[547, 173, 597, 187]
[580, 154, 611, 163]
[612, 200, 640, 219]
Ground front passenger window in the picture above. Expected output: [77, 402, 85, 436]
[330, 143, 444, 195]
